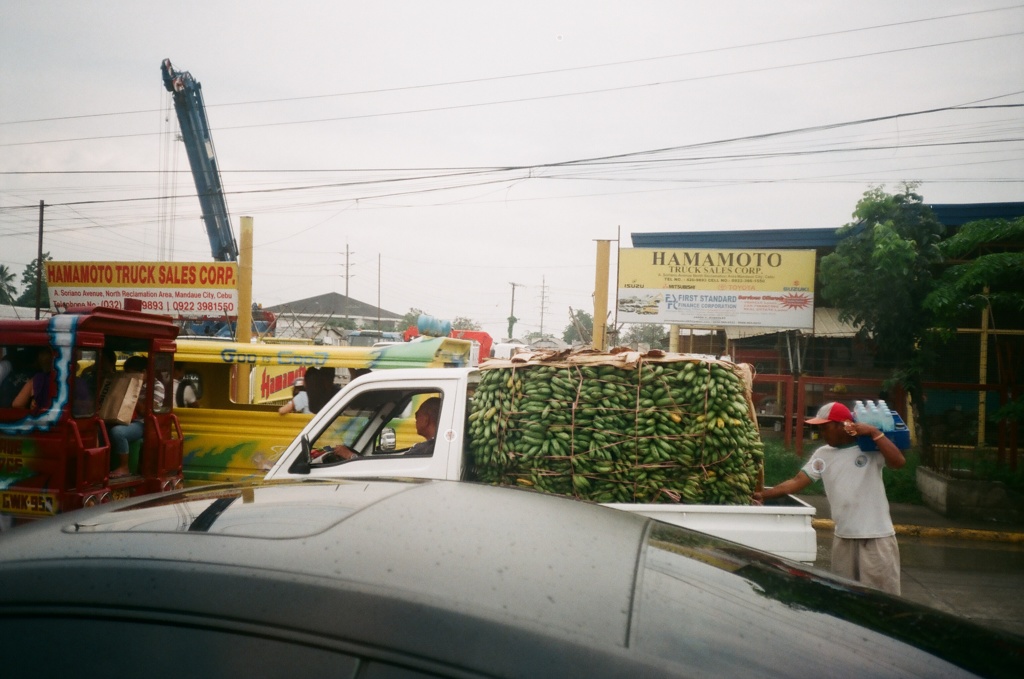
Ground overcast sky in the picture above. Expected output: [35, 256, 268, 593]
[2, 1, 1022, 341]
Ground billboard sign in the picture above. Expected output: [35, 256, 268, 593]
[45, 261, 239, 319]
[617, 248, 815, 328]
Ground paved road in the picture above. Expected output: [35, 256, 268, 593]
[798, 495, 1024, 637]
[813, 529, 1024, 637]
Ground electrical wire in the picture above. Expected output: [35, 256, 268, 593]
[4, 3, 1021, 127]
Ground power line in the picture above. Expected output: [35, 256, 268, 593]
[4, 32, 1022, 148]
[5, 4, 1021, 127]
[2, 101, 1020, 214]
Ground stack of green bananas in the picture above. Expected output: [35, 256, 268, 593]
[466, 357, 763, 505]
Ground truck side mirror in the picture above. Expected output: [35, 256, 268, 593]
[379, 427, 397, 453]
[289, 435, 312, 475]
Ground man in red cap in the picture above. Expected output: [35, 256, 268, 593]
[755, 401, 906, 595]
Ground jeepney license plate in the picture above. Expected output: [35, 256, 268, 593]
[0, 491, 58, 516]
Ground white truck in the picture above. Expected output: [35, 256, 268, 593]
[265, 367, 818, 562]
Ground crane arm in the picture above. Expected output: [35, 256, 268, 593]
[161, 58, 239, 262]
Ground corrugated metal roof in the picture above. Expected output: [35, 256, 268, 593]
[812, 307, 860, 337]
[927, 202, 1024, 227]
[630, 203, 1024, 251]
[630, 227, 848, 250]
[264, 292, 402, 320]
[719, 307, 859, 340]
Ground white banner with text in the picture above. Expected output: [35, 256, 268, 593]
[617, 248, 816, 328]
[45, 261, 239, 319]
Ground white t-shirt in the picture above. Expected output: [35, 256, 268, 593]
[801, 443, 895, 539]
[173, 379, 198, 407]
[292, 390, 310, 414]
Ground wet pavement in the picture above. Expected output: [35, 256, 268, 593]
[798, 495, 1024, 637]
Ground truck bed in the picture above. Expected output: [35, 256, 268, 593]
[607, 495, 817, 562]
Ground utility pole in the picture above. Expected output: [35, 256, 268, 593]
[507, 282, 522, 340]
[35, 201, 44, 320]
[341, 243, 354, 322]
[538, 276, 548, 338]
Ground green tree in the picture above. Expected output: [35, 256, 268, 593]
[924, 216, 1024, 428]
[0, 264, 17, 304]
[16, 253, 53, 310]
[452, 316, 481, 331]
[818, 185, 945, 463]
[619, 323, 668, 350]
[563, 310, 593, 345]
[925, 217, 1024, 323]
[399, 308, 426, 331]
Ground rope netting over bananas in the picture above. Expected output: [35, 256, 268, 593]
[467, 348, 765, 505]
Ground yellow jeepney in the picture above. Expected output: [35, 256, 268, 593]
[173, 337, 472, 485]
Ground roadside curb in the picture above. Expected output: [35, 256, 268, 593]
[811, 518, 1024, 543]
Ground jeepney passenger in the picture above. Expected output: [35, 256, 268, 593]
[173, 362, 199, 408]
[0, 347, 11, 385]
[278, 377, 309, 415]
[108, 356, 163, 477]
[0, 348, 33, 408]
[11, 347, 55, 411]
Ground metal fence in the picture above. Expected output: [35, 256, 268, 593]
[737, 327, 1021, 477]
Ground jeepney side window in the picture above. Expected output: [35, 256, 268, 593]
[0, 346, 34, 412]
[72, 348, 100, 418]
[152, 353, 174, 414]
[0, 345, 54, 413]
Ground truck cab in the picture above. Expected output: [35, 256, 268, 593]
[174, 339, 473, 485]
[266, 368, 477, 483]
[0, 308, 182, 526]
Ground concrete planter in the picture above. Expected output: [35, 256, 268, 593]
[916, 466, 1024, 524]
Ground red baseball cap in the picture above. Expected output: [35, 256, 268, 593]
[805, 401, 852, 425]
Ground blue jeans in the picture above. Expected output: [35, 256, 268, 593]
[110, 419, 144, 456]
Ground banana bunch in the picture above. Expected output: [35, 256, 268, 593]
[466, 355, 764, 505]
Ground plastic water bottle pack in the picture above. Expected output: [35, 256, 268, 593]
[854, 399, 895, 431]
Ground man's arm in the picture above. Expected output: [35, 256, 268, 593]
[11, 380, 32, 409]
[876, 433, 906, 469]
[403, 439, 434, 456]
[845, 420, 906, 470]
[314, 444, 359, 461]
[754, 470, 813, 504]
